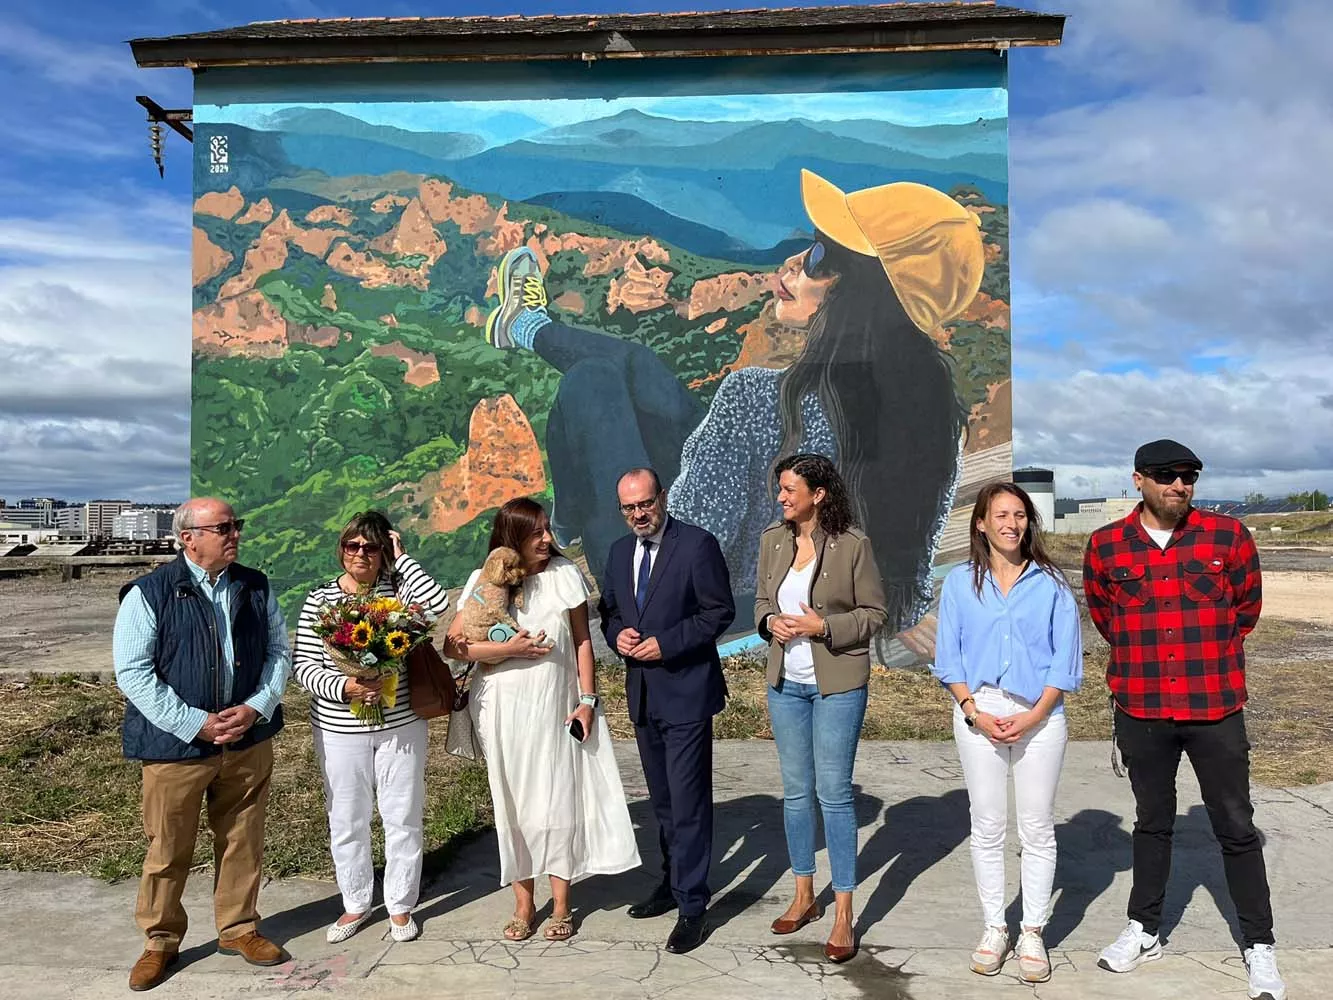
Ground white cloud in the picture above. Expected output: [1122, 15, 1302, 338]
[0, 18, 140, 88]
[1011, 0, 1333, 496]
[0, 205, 191, 502]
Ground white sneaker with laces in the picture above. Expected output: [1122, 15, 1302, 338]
[1243, 943, 1286, 1000]
[326, 910, 372, 944]
[1015, 928, 1051, 983]
[389, 915, 421, 942]
[1097, 919, 1162, 973]
[970, 925, 1010, 976]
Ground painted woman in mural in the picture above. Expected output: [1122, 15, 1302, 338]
[484, 169, 984, 652]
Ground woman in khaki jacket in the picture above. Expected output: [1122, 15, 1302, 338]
[755, 453, 888, 963]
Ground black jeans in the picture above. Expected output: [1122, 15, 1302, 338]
[1114, 707, 1274, 946]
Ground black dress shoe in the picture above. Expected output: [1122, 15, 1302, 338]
[665, 914, 709, 954]
[628, 887, 677, 919]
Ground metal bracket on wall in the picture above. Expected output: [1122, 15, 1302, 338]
[136, 95, 193, 178]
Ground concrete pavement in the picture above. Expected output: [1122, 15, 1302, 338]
[3, 740, 1331, 999]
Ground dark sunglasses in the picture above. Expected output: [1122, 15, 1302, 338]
[1142, 468, 1199, 486]
[190, 519, 244, 536]
[619, 493, 661, 516]
[341, 540, 383, 555]
[802, 240, 829, 279]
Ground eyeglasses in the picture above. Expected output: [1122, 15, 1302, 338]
[189, 519, 244, 536]
[342, 540, 383, 555]
[619, 494, 661, 516]
[802, 240, 828, 279]
[1142, 468, 1199, 486]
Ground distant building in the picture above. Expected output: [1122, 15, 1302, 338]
[1013, 467, 1055, 534]
[86, 500, 134, 539]
[0, 521, 61, 548]
[112, 508, 175, 540]
[1053, 497, 1139, 534]
[53, 505, 88, 535]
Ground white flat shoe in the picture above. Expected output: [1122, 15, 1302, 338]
[389, 915, 420, 942]
[326, 910, 372, 944]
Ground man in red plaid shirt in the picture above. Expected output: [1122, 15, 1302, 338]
[1083, 439, 1283, 1000]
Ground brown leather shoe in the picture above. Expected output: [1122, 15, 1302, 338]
[217, 931, 288, 967]
[823, 937, 858, 963]
[770, 902, 822, 935]
[129, 949, 177, 991]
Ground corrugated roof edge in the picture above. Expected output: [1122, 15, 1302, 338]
[129, 2, 1065, 69]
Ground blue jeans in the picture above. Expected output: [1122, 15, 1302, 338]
[767, 681, 868, 893]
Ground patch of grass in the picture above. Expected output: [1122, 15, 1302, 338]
[0, 678, 492, 881]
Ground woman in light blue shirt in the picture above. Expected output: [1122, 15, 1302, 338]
[932, 482, 1082, 985]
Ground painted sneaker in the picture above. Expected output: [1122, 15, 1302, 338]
[1014, 928, 1051, 983]
[1097, 919, 1162, 973]
[1243, 943, 1286, 1000]
[485, 246, 546, 349]
[970, 925, 1009, 976]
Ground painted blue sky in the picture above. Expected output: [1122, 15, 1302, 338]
[1, 0, 1330, 502]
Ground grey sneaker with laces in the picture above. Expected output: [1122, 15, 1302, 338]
[485, 246, 546, 350]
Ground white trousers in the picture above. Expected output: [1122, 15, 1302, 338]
[312, 719, 428, 916]
[953, 685, 1068, 929]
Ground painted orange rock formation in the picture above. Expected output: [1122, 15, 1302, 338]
[192, 227, 232, 285]
[236, 198, 274, 225]
[192, 290, 288, 358]
[606, 256, 673, 314]
[368, 198, 448, 265]
[370, 341, 440, 387]
[326, 241, 429, 290]
[194, 187, 245, 221]
[321, 284, 337, 311]
[537, 232, 669, 277]
[682, 271, 768, 321]
[552, 290, 585, 315]
[306, 205, 355, 226]
[218, 215, 292, 298]
[965, 379, 1012, 455]
[409, 395, 547, 535]
[372, 193, 410, 214]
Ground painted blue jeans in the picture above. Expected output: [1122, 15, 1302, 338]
[767, 680, 868, 893]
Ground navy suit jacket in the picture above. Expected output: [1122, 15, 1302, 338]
[599, 517, 735, 726]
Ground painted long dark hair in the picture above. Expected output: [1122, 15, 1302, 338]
[967, 482, 1068, 597]
[775, 236, 966, 633]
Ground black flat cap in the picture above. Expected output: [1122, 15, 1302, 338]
[1134, 439, 1203, 472]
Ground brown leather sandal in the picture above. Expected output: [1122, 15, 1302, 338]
[502, 917, 535, 941]
[543, 913, 576, 941]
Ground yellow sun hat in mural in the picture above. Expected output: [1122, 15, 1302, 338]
[800, 168, 985, 338]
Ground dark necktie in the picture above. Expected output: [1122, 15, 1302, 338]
[635, 538, 654, 612]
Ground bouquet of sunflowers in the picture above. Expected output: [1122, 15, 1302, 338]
[311, 594, 439, 725]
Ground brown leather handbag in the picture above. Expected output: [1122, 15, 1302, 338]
[406, 640, 457, 719]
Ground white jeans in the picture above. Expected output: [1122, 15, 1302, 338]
[953, 685, 1068, 929]
[312, 719, 428, 916]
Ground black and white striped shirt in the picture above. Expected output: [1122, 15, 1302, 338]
[293, 554, 450, 734]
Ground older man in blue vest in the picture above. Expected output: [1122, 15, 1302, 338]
[114, 497, 292, 992]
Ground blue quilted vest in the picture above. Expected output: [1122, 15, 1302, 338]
[120, 554, 284, 762]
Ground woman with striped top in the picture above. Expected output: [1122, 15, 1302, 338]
[293, 510, 452, 945]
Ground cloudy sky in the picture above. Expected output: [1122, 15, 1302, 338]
[0, 0, 1328, 503]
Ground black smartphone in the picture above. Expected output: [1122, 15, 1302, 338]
[567, 718, 585, 743]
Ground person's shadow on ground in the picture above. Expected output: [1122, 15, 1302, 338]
[854, 788, 972, 937]
[1041, 808, 1132, 946]
[1158, 803, 1248, 950]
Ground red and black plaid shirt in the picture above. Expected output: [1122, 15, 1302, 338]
[1083, 503, 1261, 721]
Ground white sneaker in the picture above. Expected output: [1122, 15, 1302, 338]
[326, 910, 372, 944]
[1097, 919, 1162, 973]
[389, 915, 420, 942]
[1014, 928, 1051, 983]
[970, 925, 1010, 975]
[1243, 943, 1286, 1000]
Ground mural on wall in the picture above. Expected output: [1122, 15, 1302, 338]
[192, 68, 1012, 663]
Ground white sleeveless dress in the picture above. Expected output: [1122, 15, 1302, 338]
[465, 556, 640, 885]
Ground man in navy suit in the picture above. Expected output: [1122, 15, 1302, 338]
[599, 467, 735, 954]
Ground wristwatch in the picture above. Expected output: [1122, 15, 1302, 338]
[579, 693, 599, 708]
[964, 710, 979, 728]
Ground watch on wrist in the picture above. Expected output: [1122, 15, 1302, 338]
[964, 710, 979, 728]
[579, 693, 599, 708]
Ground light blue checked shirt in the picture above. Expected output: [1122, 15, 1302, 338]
[113, 555, 292, 744]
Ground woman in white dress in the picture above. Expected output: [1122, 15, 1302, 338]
[446, 497, 640, 942]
